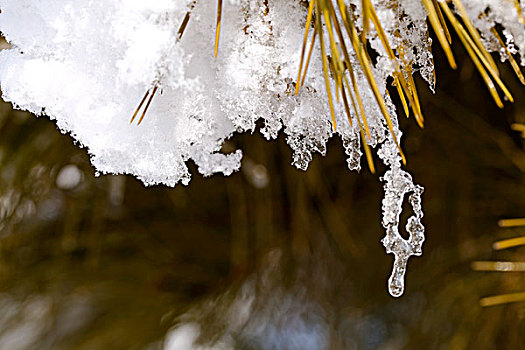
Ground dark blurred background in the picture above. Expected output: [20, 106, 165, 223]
[0, 30, 525, 349]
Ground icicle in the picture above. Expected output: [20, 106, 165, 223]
[381, 167, 425, 297]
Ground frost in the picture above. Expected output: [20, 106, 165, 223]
[0, 0, 523, 296]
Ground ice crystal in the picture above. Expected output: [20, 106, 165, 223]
[0, 0, 523, 296]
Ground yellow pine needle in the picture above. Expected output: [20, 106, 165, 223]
[397, 42, 421, 111]
[366, 5, 406, 98]
[321, 1, 345, 103]
[295, 0, 316, 94]
[340, 74, 376, 175]
[178, 12, 192, 40]
[471, 261, 525, 272]
[452, 0, 499, 74]
[441, 3, 514, 103]
[424, 30, 438, 84]
[514, 0, 525, 24]
[316, 0, 338, 131]
[395, 79, 410, 118]
[338, 1, 406, 164]
[432, 0, 451, 44]
[491, 27, 525, 85]
[493, 236, 525, 250]
[463, 50, 503, 107]
[439, 2, 507, 108]
[336, 0, 349, 25]
[407, 71, 424, 127]
[214, 0, 223, 58]
[357, 117, 376, 173]
[349, 78, 372, 140]
[344, 72, 372, 140]
[132, 4, 195, 125]
[480, 292, 525, 307]
[326, 0, 371, 139]
[422, 0, 457, 69]
[137, 86, 158, 125]
[354, 5, 420, 130]
[355, 41, 406, 164]
[511, 123, 525, 132]
[328, 56, 342, 102]
[339, 76, 353, 127]
[341, 76, 359, 130]
[361, 0, 370, 44]
[498, 218, 525, 227]
[368, 4, 424, 125]
[177, 1, 197, 41]
[341, 73, 375, 173]
[300, 27, 318, 88]
[130, 90, 150, 124]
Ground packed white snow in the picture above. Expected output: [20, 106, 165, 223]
[0, 0, 523, 296]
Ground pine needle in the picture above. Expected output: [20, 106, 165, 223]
[178, 12, 192, 40]
[137, 86, 158, 126]
[480, 292, 525, 307]
[322, 2, 345, 103]
[295, 0, 316, 94]
[498, 218, 525, 227]
[340, 73, 376, 173]
[300, 27, 317, 88]
[361, 0, 370, 44]
[471, 261, 525, 272]
[422, 0, 457, 69]
[395, 79, 410, 119]
[215, 0, 223, 58]
[338, 0, 406, 164]
[368, 2, 424, 126]
[512, 0, 525, 25]
[432, 0, 451, 44]
[493, 236, 525, 250]
[130, 90, 150, 125]
[131, 2, 196, 125]
[491, 27, 525, 85]
[327, 0, 371, 139]
[511, 123, 525, 133]
[439, 2, 510, 108]
[452, 0, 499, 74]
[316, 0, 337, 131]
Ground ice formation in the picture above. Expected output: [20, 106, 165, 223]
[0, 0, 523, 296]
